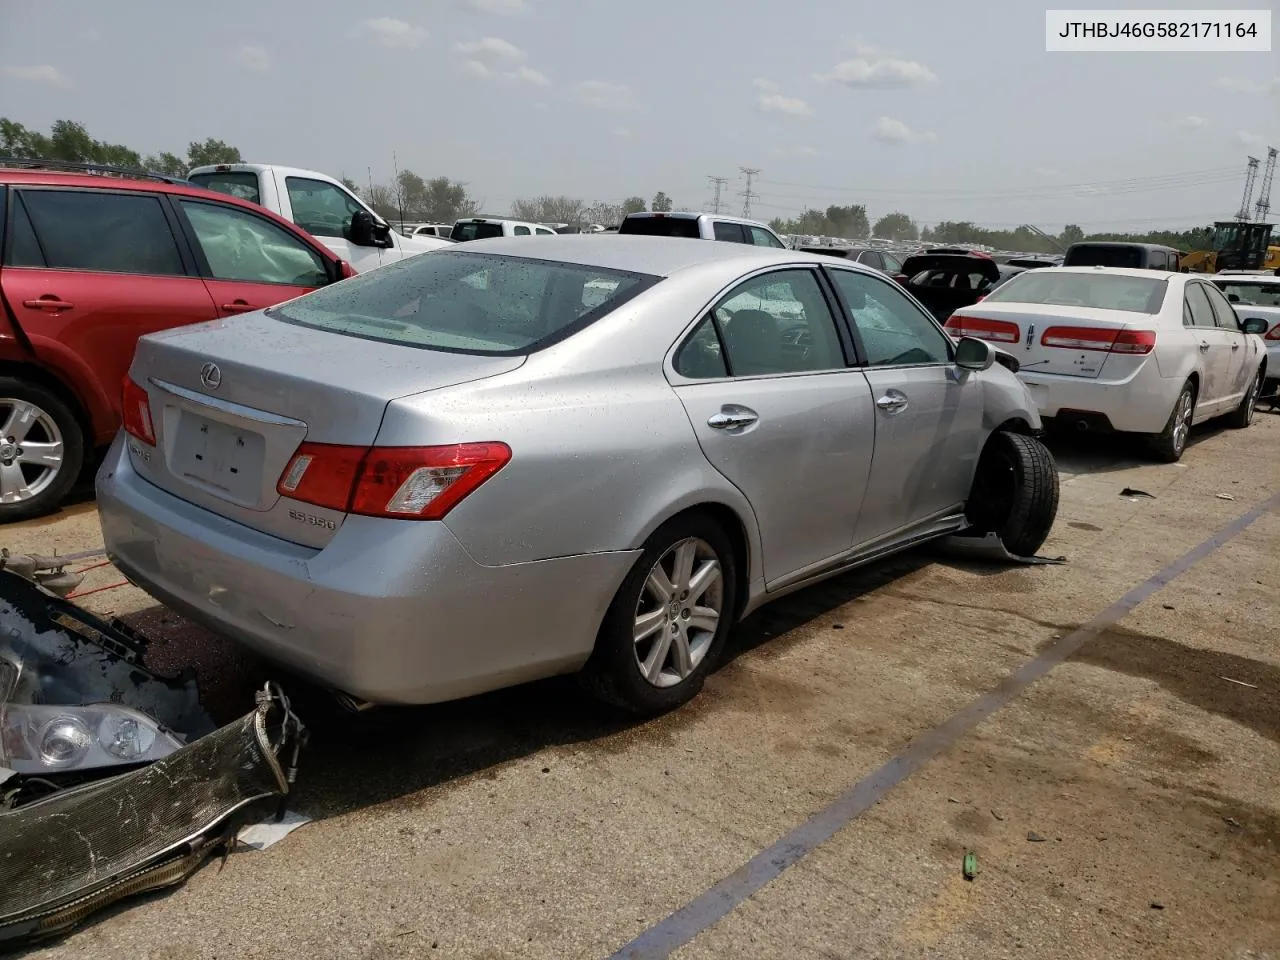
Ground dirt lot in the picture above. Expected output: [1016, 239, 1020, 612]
[6, 412, 1280, 960]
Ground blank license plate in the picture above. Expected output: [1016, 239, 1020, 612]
[173, 414, 265, 499]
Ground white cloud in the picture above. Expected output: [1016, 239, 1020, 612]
[462, 59, 490, 77]
[236, 45, 270, 71]
[358, 17, 429, 49]
[757, 92, 814, 117]
[752, 78, 778, 92]
[614, 126, 633, 140]
[2, 64, 72, 89]
[465, 0, 529, 14]
[454, 36, 524, 60]
[1237, 130, 1265, 147]
[508, 65, 550, 86]
[1174, 115, 1207, 129]
[752, 93, 814, 117]
[1214, 75, 1280, 95]
[815, 56, 938, 89]
[870, 116, 936, 145]
[573, 80, 640, 111]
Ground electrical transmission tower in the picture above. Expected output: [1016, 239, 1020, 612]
[738, 167, 760, 218]
[707, 175, 729, 214]
[1235, 156, 1260, 220]
[1253, 147, 1277, 222]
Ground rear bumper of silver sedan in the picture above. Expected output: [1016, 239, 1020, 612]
[96, 435, 638, 705]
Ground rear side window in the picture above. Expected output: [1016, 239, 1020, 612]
[271, 250, 659, 355]
[189, 172, 262, 205]
[452, 221, 504, 242]
[13, 190, 184, 276]
[713, 221, 746, 243]
[1064, 245, 1144, 269]
[514, 226, 531, 236]
[5, 196, 46, 267]
[618, 216, 700, 239]
[1184, 283, 1217, 328]
[1202, 282, 1241, 329]
[984, 271, 1168, 314]
[285, 176, 363, 239]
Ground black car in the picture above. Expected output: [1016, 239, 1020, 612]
[894, 252, 1025, 322]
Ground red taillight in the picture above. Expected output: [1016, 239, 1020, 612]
[945, 314, 1020, 343]
[1040, 326, 1155, 355]
[120, 375, 155, 445]
[1265, 325, 1280, 341]
[277, 441, 512, 520]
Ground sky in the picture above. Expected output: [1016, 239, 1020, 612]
[0, 0, 1277, 232]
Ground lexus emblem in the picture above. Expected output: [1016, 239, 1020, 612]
[199, 362, 222, 390]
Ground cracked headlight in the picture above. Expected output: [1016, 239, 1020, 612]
[0, 702, 183, 773]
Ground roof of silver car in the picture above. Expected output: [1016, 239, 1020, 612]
[441, 234, 822, 277]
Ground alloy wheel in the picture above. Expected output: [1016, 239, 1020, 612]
[633, 537, 724, 688]
[1172, 390, 1193, 454]
[0, 399, 66, 503]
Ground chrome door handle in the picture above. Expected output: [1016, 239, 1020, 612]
[876, 394, 908, 412]
[707, 411, 758, 430]
[1231, 342, 1241, 351]
[1199, 342, 1210, 352]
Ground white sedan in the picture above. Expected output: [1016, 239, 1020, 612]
[1213, 273, 1280, 407]
[943, 267, 1270, 461]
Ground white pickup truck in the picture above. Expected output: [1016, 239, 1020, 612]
[186, 163, 451, 273]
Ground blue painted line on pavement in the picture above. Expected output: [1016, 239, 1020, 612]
[609, 490, 1280, 959]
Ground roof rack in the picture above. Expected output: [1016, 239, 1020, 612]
[0, 156, 193, 186]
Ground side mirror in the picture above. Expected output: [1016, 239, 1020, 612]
[349, 210, 393, 248]
[349, 209, 377, 246]
[1240, 317, 1269, 335]
[954, 336, 995, 372]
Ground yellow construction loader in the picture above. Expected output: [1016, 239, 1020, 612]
[1180, 220, 1275, 273]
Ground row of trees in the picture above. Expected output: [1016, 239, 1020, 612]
[1, 119, 1222, 247]
[770, 206, 1220, 253]
[1, 119, 241, 176]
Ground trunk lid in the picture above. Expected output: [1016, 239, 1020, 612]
[127, 312, 524, 546]
[945, 302, 1154, 379]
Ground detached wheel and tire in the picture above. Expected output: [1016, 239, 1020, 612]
[964, 430, 1060, 557]
[0, 378, 84, 523]
[1225, 368, 1264, 429]
[1148, 381, 1195, 462]
[581, 514, 737, 716]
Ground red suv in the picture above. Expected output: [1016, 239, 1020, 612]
[0, 162, 356, 521]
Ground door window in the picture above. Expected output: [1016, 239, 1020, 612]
[284, 176, 364, 240]
[514, 226, 531, 236]
[1184, 283, 1218, 329]
[1202, 282, 1241, 329]
[12, 190, 185, 276]
[748, 225, 784, 248]
[713, 221, 746, 243]
[830, 269, 952, 366]
[178, 199, 329, 287]
[705, 269, 845, 376]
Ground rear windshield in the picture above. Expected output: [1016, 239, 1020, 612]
[618, 216, 701, 239]
[189, 172, 261, 205]
[983, 271, 1168, 314]
[1213, 280, 1280, 306]
[451, 221, 505, 241]
[1064, 245, 1146, 269]
[269, 250, 659, 355]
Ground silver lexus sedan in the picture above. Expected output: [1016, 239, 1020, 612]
[97, 237, 1058, 716]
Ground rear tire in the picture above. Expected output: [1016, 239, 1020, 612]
[1147, 381, 1195, 463]
[579, 513, 738, 717]
[1225, 369, 1263, 429]
[964, 431, 1060, 557]
[0, 378, 85, 523]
